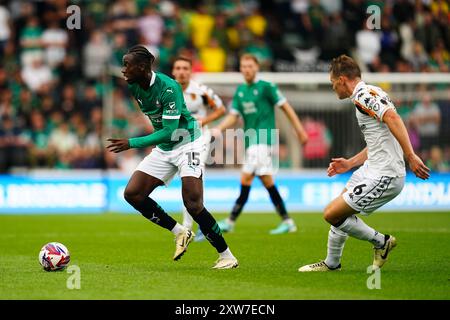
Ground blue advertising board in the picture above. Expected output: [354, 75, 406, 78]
[1, 171, 449, 214]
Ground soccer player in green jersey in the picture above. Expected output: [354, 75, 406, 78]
[214, 54, 309, 234]
[106, 46, 238, 269]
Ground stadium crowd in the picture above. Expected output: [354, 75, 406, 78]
[0, 0, 449, 173]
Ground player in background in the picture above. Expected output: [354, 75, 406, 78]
[299, 55, 430, 272]
[213, 54, 309, 234]
[172, 56, 226, 241]
[107, 45, 238, 269]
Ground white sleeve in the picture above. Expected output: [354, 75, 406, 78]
[353, 88, 396, 121]
[199, 84, 224, 109]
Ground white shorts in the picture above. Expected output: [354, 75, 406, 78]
[242, 144, 277, 176]
[200, 128, 211, 165]
[343, 166, 405, 215]
[135, 138, 205, 185]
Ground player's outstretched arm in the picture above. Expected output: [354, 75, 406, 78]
[199, 104, 226, 127]
[215, 113, 239, 132]
[383, 108, 430, 180]
[327, 147, 368, 177]
[280, 102, 308, 145]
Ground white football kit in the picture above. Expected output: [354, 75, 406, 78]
[343, 81, 406, 214]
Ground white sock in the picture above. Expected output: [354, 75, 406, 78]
[226, 217, 235, 226]
[283, 218, 295, 226]
[182, 206, 194, 230]
[325, 226, 348, 268]
[219, 247, 235, 260]
[337, 215, 385, 248]
[171, 223, 185, 235]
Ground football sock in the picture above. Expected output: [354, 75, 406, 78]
[136, 197, 177, 231]
[336, 215, 385, 248]
[267, 185, 289, 220]
[230, 185, 251, 221]
[182, 206, 194, 229]
[193, 207, 228, 253]
[170, 223, 185, 235]
[219, 247, 236, 259]
[324, 226, 348, 268]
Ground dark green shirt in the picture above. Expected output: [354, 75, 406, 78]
[231, 79, 286, 148]
[128, 72, 200, 151]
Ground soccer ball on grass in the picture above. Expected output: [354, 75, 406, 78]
[38, 242, 70, 271]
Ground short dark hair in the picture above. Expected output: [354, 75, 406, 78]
[173, 56, 192, 66]
[127, 45, 155, 70]
[240, 53, 259, 65]
[329, 55, 361, 79]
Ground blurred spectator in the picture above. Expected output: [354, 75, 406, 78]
[415, 10, 442, 54]
[245, 8, 267, 37]
[379, 16, 400, 69]
[301, 0, 327, 46]
[23, 111, 55, 167]
[48, 122, 78, 168]
[227, 18, 253, 51]
[393, 0, 415, 24]
[399, 20, 415, 62]
[410, 93, 441, 151]
[244, 36, 273, 71]
[0, 4, 11, 58]
[83, 31, 111, 80]
[21, 56, 53, 94]
[426, 146, 450, 172]
[407, 41, 429, 72]
[41, 20, 68, 69]
[19, 16, 43, 67]
[342, 0, 366, 47]
[71, 122, 101, 169]
[60, 84, 79, 118]
[81, 85, 102, 118]
[302, 117, 333, 168]
[0, 115, 27, 172]
[427, 40, 450, 72]
[190, 5, 214, 49]
[212, 14, 230, 50]
[200, 38, 226, 72]
[157, 33, 176, 74]
[110, 32, 128, 67]
[320, 12, 350, 60]
[109, 0, 138, 46]
[356, 20, 381, 68]
[138, 5, 164, 46]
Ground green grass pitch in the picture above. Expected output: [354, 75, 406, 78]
[0, 212, 449, 299]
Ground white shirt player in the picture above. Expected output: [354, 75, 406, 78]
[350, 81, 406, 178]
[183, 80, 224, 131]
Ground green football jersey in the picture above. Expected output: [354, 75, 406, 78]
[128, 71, 200, 151]
[231, 79, 286, 148]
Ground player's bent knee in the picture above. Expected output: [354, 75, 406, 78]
[124, 188, 146, 206]
[323, 206, 338, 225]
[184, 200, 203, 216]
